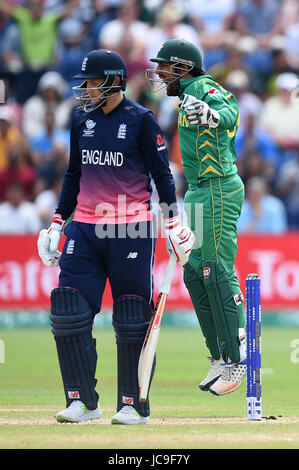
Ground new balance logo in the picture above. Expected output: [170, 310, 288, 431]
[117, 123, 126, 139]
[127, 252, 138, 259]
[66, 239, 75, 254]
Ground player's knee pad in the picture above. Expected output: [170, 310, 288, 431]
[112, 295, 154, 417]
[113, 295, 153, 341]
[50, 287, 99, 409]
[201, 260, 240, 362]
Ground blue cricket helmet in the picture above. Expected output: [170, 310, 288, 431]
[73, 49, 127, 90]
[72, 49, 127, 112]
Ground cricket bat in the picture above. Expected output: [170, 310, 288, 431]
[138, 253, 177, 402]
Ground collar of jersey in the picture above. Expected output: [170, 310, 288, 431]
[179, 75, 213, 98]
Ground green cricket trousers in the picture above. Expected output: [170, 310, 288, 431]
[183, 173, 245, 361]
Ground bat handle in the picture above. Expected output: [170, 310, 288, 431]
[160, 254, 177, 294]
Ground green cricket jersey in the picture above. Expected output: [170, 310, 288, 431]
[178, 75, 240, 186]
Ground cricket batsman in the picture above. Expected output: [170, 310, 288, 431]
[37, 48, 194, 424]
[146, 39, 246, 396]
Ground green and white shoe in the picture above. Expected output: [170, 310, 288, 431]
[56, 400, 102, 423]
[209, 360, 247, 396]
[199, 356, 226, 391]
[111, 405, 149, 425]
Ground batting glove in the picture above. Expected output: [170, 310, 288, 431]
[37, 214, 64, 267]
[179, 93, 220, 128]
[164, 216, 195, 266]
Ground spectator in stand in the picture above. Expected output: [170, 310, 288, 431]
[140, 0, 164, 20]
[35, 176, 63, 228]
[186, 0, 237, 35]
[284, 23, 299, 70]
[0, 9, 13, 75]
[0, 0, 82, 103]
[96, 0, 123, 9]
[0, 181, 41, 233]
[265, 36, 299, 95]
[0, 142, 36, 201]
[0, 77, 23, 128]
[36, 139, 69, 187]
[30, 109, 70, 168]
[276, 149, 299, 229]
[22, 71, 74, 140]
[208, 42, 248, 85]
[58, 0, 94, 34]
[238, 176, 287, 234]
[259, 72, 299, 153]
[98, 0, 150, 71]
[145, 1, 201, 65]
[97, 0, 152, 82]
[235, 0, 281, 80]
[236, 150, 263, 186]
[55, 17, 91, 91]
[55, 0, 96, 84]
[0, 13, 24, 82]
[235, 0, 281, 45]
[186, 0, 237, 69]
[0, 105, 25, 172]
[276, 0, 299, 69]
[116, 27, 150, 81]
[89, 0, 117, 49]
[236, 113, 280, 188]
[224, 70, 263, 134]
[223, 70, 280, 187]
[277, 0, 299, 33]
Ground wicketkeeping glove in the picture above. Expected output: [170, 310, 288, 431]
[164, 216, 195, 266]
[179, 93, 220, 128]
[37, 214, 64, 267]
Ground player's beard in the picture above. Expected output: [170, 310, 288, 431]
[165, 79, 180, 97]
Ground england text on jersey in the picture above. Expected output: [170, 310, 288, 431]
[82, 149, 124, 167]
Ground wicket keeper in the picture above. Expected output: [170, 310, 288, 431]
[147, 39, 246, 396]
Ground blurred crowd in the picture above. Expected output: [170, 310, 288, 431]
[0, 0, 299, 235]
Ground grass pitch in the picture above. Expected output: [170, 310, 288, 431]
[0, 324, 299, 449]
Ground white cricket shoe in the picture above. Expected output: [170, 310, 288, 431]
[56, 400, 102, 423]
[111, 405, 149, 425]
[209, 359, 247, 396]
[199, 356, 226, 391]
